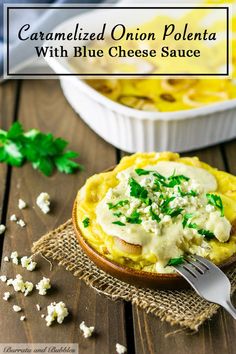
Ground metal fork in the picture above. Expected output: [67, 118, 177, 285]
[173, 255, 236, 319]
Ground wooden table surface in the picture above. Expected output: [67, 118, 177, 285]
[0, 80, 236, 354]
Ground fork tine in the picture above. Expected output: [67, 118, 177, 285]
[174, 263, 198, 282]
[185, 257, 206, 274]
[190, 255, 211, 270]
[181, 264, 200, 278]
[173, 255, 236, 320]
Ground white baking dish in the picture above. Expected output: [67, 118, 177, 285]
[44, 8, 236, 153]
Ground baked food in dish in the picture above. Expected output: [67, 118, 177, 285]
[81, 14, 236, 112]
[86, 77, 236, 112]
[82, 11, 236, 112]
[74, 152, 236, 278]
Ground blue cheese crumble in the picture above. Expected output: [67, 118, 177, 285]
[45, 301, 68, 326]
[36, 277, 51, 295]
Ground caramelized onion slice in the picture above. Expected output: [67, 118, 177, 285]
[114, 237, 142, 255]
[118, 95, 157, 111]
[159, 93, 176, 102]
[161, 78, 198, 93]
[87, 79, 121, 97]
[183, 89, 229, 108]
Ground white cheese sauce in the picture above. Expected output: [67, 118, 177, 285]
[96, 162, 231, 271]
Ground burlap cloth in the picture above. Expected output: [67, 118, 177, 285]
[32, 219, 236, 331]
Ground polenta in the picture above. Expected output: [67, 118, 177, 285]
[76, 152, 236, 274]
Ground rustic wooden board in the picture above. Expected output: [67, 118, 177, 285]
[1, 79, 236, 354]
[0, 82, 18, 222]
[223, 140, 236, 175]
[0, 80, 127, 352]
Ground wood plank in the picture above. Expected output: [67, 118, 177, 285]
[0, 80, 127, 352]
[133, 305, 236, 354]
[223, 140, 236, 175]
[0, 81, 18, 220]
[120, 145, 236, 354]
[182, 146, 225, 170]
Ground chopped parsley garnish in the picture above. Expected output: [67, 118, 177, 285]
[153, 172, 166, 181]
[182, 214, 215, 239]
[178, 187, 198, 197]
[167, 256, 184, 266]
[188, 222, 198, 229]
[188, 190, 198, 197]
[160, 196, 175, 212]
[82, 217, 90, 228]
[112, 221, 126, 226]
[135, 169, 190, 191]
[107, 167, 218, 243]
[198, 229, 215, 240]
[107, 200, 129, 210]
[0, 122, 83, 176]
[113, 212, 122, 217]
[154, 172, 189, 188]
[182, 213, 194, 228]
[166, 208, 183, 218]
[171, 174, 189, 183]
[135, 168, 166, 181]
[126, 211, 142, 224]
[135, 168, 151, 176]
[153, 179, 162, 192]
[163, 174, 190, 188]
[182, 214, 198, 229]
[159, 196, 183, 218]
[129, 177, 151, 205]
[150, 206, 161, 223]
[206, 193, 224, 216]
[154, 173, 190, 189]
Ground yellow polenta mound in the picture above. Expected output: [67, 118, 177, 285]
[76, 152, 236, 273]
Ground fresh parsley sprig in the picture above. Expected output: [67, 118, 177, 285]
[162, 174, 190, 188]
[182, 213, 194, 228]
[82, 217, 90, 228]
[149, 206, 161, 223]
[129, 177, 151, 205]
[178, 186, 198, 197]
[135, 168, 193, 197]
[112, 221, 126, 226]
[0, 122, 25, 166]
[107, 200, 129, 210]
[126, 210, 142, 224]
[166, 208, 183, 218]
[167, 256, 184, 266]
[113, 212, 123, 217]
[135, 168, 166, 180]
[206, 193, 224, 216]
[182, 213, 197, 229]
[135, 168, 152, 176]
[159, 196, 184, 218]
[159, 196, 175, 212]
[182, 213, 215, 240]
[198, 229, 215, 240]
[0, 122, 83, 176]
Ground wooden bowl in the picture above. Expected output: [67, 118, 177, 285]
[72, 201, 236, 290]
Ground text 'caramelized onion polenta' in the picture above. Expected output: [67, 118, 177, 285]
[76, 152, 236, 274]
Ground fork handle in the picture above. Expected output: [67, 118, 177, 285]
[221, 300, 236, 319]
